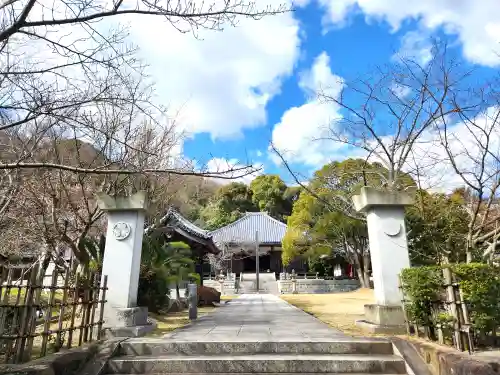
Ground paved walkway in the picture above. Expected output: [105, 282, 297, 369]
[163, 294, 346, 342]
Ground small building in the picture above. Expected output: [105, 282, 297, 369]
[145, 208, 219, 285]
[209, 212, 307, 276]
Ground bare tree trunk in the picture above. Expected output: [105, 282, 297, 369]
[465, 233, 473, 263]
[36, 247, 53, 284]
[352, 254, 367, 288]
[355, 267, 367, 288]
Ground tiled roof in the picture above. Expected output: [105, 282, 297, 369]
[145, 208, 211, 240]
[209, 212, 287, 246]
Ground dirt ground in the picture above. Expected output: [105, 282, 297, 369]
[281, 288, 375, 336]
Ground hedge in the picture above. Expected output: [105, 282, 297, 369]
[400, 263, 500, 338]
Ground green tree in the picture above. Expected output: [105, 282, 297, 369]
[282, 191, 371, 287]
[163, 241, 196, 299]
[250, 175, 288, 221]
[406, 190, 469, 265]
[139, 237, 196, 311]
[200, 182, 257, 229]
[283, 158, 415, 287]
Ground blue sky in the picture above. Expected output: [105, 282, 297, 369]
[129, 0, 500, 187]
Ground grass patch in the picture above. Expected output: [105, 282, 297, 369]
[282, 288, 375, 336]
[147, 306, 217, 337]
[1, 288, 64, 305]
[221, 295, 238, 301]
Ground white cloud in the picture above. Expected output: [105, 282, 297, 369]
[405, 107, 500, 193]
[310, 0, 500, 67]
[393, 31, 433, 66]
[271, 52, 345, 167]
[206, 157, 264, 185]
[4, 1, 300, 157]
[125, 4, 300, 140]
[390, 82, 412, 99]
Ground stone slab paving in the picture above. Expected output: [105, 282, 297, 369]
[163, 294, 347, 342]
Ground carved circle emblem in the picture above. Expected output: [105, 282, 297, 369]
[384, 218, 401, 237]
[112, 222, 131, 241]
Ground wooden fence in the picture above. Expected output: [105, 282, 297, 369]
[0, 265, 108, 364]
[399, 268, 477, 353]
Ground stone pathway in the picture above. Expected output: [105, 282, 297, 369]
[163, 294, 347, 341]
[107, 295, 408, 374]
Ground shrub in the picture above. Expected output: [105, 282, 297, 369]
[452, 263, 500, 335]
[400, 266, 442, 326]
[137, 265, 170, 313]
[401, 263, 500, 341]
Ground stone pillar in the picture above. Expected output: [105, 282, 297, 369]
[188, 283, 198, 320]
[96, 191, 155, 337]
[352, 187, 413, 334]
[291, 273, 298, 294]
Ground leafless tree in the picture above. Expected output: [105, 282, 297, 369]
[272, 44, 480, 217]
[318, 44, 474, 188]
[0, 0, 281, 223]
[436, 99, 500, 263]
[0, 0, 284, 259]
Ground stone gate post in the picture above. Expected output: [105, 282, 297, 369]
[352, 187, 413, 334]
[96, 191, 155, 337]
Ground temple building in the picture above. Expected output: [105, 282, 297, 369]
[144, 208, 219, 284]
[209, 212, 307, 276]
[146, 209, 309, 280]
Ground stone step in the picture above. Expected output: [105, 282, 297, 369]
[107, 354, 407, 374]
[119, 339, 394, 356]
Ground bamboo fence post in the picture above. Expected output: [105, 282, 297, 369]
[97, 276, 107, 340]
[443, 267, 462, 351]
[55, 270, 71, 350]
[40, 271, 59, 357]
[5, 268, 27, 362]
[66, 274, 79, 349]
[24, 266, 44, 361]
[79, 276, 91, 345]
[0, 268, 14, 362]
[458, 288, 474, 353]
[87, 273, 99, 342]
[0, 268, 14, 338]
[15, 265, 39, 363]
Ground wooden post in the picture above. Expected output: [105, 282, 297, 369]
[23, 265, 43, 362]
[443, 267, 462, 351]
[97, 276, 107, 340]
[40, 271, 59, 357]
[0, 267, 14, 361]
[15, 266, 38, 363]
[188, 283, 198, 320]
[87, 273, 99, 342]
[458, 288, 474, 353]
[55, 271, 71, 351]
[66, 274, 79, 349]
[6, 268, 26, 362]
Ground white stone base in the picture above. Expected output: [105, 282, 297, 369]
[103, 306, 155, 338]
[104, 323, 156, 338]
[355, 304, 407, 334]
